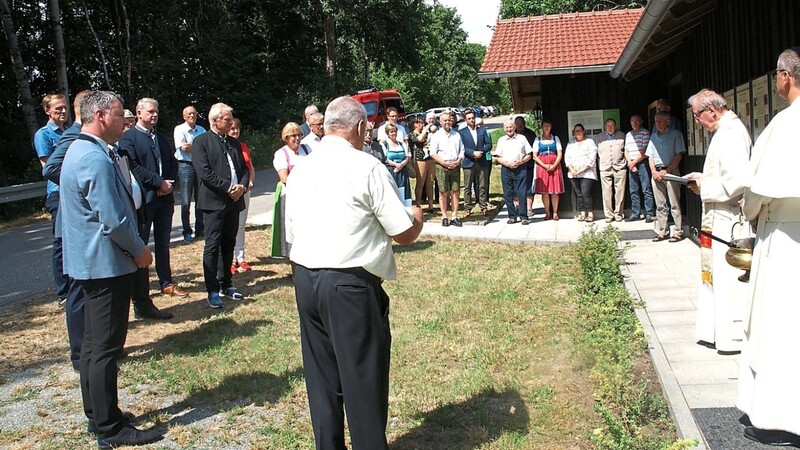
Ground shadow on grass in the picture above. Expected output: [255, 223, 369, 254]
[149, 367, 303, 428]
[393, 240, 436, 253]
[125, 318, 273, 359]
[391, 388, 529, 450]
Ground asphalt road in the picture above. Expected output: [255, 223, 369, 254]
[0, 168, 278, 311]
[0, 116, 511, 310]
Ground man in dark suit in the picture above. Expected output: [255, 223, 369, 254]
[60, 90, 162, 448]
[119, 98, 184, 320]
[300, 104, 318, 137]
[191, 102, 249, 308]
[459, 109, 493, 215]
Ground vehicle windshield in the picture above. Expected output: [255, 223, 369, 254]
[362, 101, 378, 116]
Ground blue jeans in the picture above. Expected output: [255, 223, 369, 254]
[628, 161, 655, 217]
[502, 166, 528, 219]
[178, 162, 203, 236]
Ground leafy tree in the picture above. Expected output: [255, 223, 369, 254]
[500, 0, 645, 18]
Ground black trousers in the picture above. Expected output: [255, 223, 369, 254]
[202, 203, 239, 293]
[78, 273, 133, 437]
[293, 265, 391, 450]
[571, 177, 595, 212]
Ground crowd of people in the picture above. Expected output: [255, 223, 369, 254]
[28, 45, 800, 449]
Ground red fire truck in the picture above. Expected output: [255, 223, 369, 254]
[351, 87, 406, 127]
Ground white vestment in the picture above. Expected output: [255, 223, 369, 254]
[736, 99, 800, 435]
[694, 111, 751, 352]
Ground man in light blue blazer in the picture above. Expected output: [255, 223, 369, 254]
[459, 109, 493, 215]
[60, 91, 162, 448]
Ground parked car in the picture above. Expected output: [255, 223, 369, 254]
[487, 105, 499, 116]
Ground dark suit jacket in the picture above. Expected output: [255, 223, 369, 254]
[118, 127, 178, 205]
[300, 122, 311, 138]
[458, 126, 493, 168]
[191, 131, 250, 212]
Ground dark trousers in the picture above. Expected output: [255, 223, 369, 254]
[628, 161, 655, 217]
[293, 265, 391, 450]
[202, 204, 239, 293]
[463, 163, 490, 210]
[46, 192, 69, 300]
[78, 273, 133, 437]
[178, 162, 203, 236]
[502, 166, 528, 219]
[65, 277, 85, 369]
[571, 177, 595, 212]
[132, 198, 173, 304]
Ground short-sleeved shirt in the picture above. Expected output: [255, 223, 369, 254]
[173, 122, 206, 161]
[285, 135, 413, 280]
[377, 123, 408, 143]
[34, 121, 65, 196]
[493, 133, 532, 164]
[299, 133, 322, 156]
[430, 129, 464, 162]
[624, 128, 651, 159]
[273, 144, 299, 173]
[645, 128, 686, 167]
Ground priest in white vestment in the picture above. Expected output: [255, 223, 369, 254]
[684, 89, 752, 354]
[736, 47, 800, 447]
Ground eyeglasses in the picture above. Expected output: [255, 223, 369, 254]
[692, 108, 709, 119]
[310, 122, 323, 127]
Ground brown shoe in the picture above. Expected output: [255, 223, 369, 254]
[161, 283, 188, 298]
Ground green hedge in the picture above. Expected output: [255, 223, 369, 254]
[573, 227, 696, 450]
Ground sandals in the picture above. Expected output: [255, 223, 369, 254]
[669, 235, 685, 243]
[652, 235, 669, 242]
[552, 214, 559, 221]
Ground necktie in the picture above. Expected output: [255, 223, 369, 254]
[148, 129, 162, 175]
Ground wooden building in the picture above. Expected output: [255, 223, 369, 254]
[480, 0, 800, 229]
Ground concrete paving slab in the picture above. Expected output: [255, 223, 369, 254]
[683, 384, 739, 409]
[648, 310, 697, 327]
[671, 360, 739, 385]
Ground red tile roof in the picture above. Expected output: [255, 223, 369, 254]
[479, 8, 644, 76]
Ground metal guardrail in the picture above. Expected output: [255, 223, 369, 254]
[0, 181, 47, 204]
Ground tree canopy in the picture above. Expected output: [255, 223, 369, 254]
[499, 0, 646, 18]
[0, 0, 513, 186]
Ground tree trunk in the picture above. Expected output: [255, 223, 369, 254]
[113, 0, 132, 99]
[0, 0, 39, 144]
[313, 0, 336, 94]
[48, 0, 71, 121]
[80, 0, 110, 89]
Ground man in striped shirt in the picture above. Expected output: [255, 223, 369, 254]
[624, 114, 655, 222]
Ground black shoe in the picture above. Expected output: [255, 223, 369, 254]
[507, 218, 517, 224]
[696, 340, 716, 350]
[744, 426, 800, 446]
[134, 304, 173, 320]
[625, 216, 641, 222]
[645, 215, 655, 223]
[441, 218, 449, 227]
[717, 349, 741, 356]
[97, 424, 163, 449]
[521, 219, 530, 225]
[450, 218, 462, 227]
[88, 411, 136, 434]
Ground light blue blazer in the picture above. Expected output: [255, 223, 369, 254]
[59, 133, 145, 280]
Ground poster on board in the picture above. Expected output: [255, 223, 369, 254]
[752, 75, 770, 141]
[771, 72, 790, 116]
[735, 83, 752, 137]
[566, 109, 620, 141]
[724, 89, 735, 113]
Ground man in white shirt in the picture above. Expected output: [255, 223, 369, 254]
[173, 106, 206, 242]
[286, 95, 423, 450]
[493, 119, 533, 224]
[299, 112, 324, 156]
[429, 112, 465, 226]
[377, 106, 408, 146]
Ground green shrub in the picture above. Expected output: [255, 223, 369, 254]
[573, 226, 697, 450]
[242, 129, 283, 170]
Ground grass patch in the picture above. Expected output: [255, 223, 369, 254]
[572, 226, 696, 450]
[0, 227, 681, 448]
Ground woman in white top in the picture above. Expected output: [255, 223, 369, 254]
[564, 123, 598, 222]
[270, 122, 302, 257]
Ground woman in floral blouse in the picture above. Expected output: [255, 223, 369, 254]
[564, 123, 598, 222]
